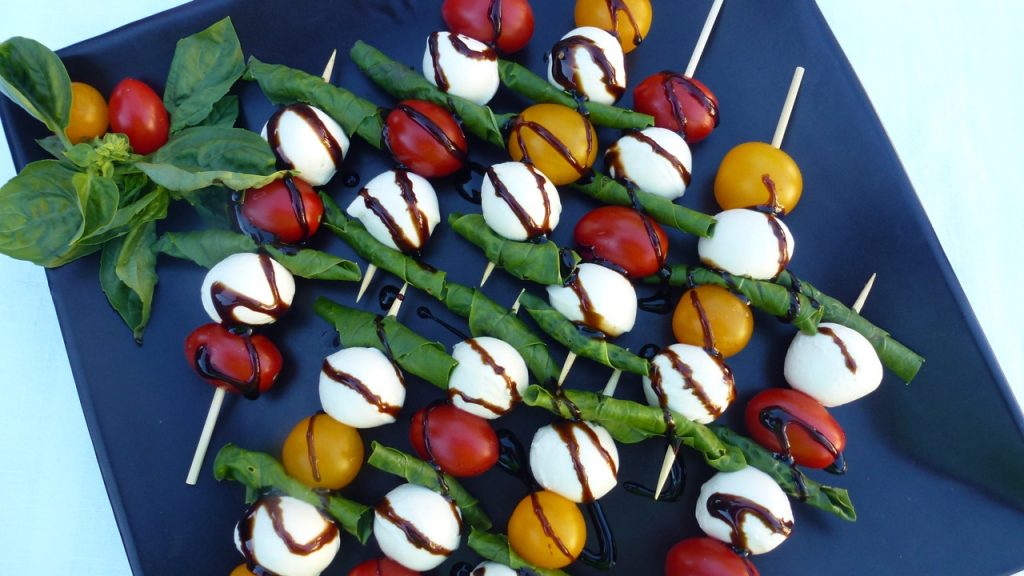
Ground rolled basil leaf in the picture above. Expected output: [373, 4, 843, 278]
[651, 264, 824, 335]
[519, 291, 649, 376]
[468, 528, 569, 576]
[0, 37, 72, 142]
[523, 386, 745, 472]
[163, 17, 245, 133]
[265, 245, 361, 282]
[498, 60, 653, 130]
[315, 297, 456, 390]
[448, 213, 574, 286]
[572, 172, 715, 238]
[710, 426, 857, 522]
[350, 40, 514, 149]
[155, 229, 256, 268]
[367, 442, 492, 531]
[213, 444, 375, 544]
[244, 57, 384, 149]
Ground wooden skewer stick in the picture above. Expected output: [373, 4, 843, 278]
[652, 440, 680, 501]
[684, 0, 725, 78]
[771, 66, 805, 149]
[510, 288, 526, 315]
[185, 387, 226, 485]
[851, 273, 876, 314]
[557, 352, 578, 387]
[602, 367, 624, 397]
[386, 283, 409, 317]
[322, 49, 337, 82]
[480, 261, 497, 287]
[356, 265, 378, 303]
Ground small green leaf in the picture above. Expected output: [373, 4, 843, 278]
[0, 160, 83, 266]
[70, 172, 118, 243]
[150, 125, 278, 176]
[154, 229, 257, 268]
[99, 221, 158, 342]
[136, 162, 288, 193]
[265, 246, 361, 281]
[0, 37, 72, 138]
[164, 17, 245, 132]
[197, 94, 239, 128]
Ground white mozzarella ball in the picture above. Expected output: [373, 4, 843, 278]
[607, 127, 693, 200]
[471, 561, 519, 575]
[546, 263, 637, 337]
[547, 27, 626, 105]
[695, 467, 794, 555]
[374, 483, 461, 571]
[698, 209, 795, 280]
[201, 252, 295, 326]
[423, 31, 499, 105]
[234, 495, 340, 576]
[449, 337, 529, 419]
[530, 421, 620, 502]
[784, 322, 884, 407]
[642, 343, 735, 424]
[319, 347, 405, 428]
[346, 169, 440, 253]
[261, 104, 349, 186]
[481, 161, 562, 241]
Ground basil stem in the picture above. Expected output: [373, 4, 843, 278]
[314, 298, 457, 390]
[468, 528, 569, 576]
[498, 59, 653, 130]
[572, 172, 716, 238]
[775, 271, 924, 383]
[710, 427, 857, 522]
[524, 386, 746, 472]
[212, 444, 375, 543]
[367, 442, 492, 531]
[448, 213, 575, 286]
[349, 40, 515, 149]
[649, 264, 824, 335]
[518, 291, 650, 376]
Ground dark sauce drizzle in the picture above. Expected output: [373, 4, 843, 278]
[659, 72, 720, 140]
[376, 495, 455, 556]
[358, 169, 430, 254]
[454, 160, 487, 204]
[509, 117, 594, 180]
[448, 337, 522, 416]
[265, 104, 344, 172]
[485, 165, 554, 238]
[818, 326, 858, 373]
[705, 492, 793, 553]
[384, 103, 469, 165]
[237, 496, 339, 574]
[549, 35, 625, 103]
[428, 31, 498, 93]
[210, 253, 290, 326]
[305, 410, 326, 482]
[604, 0, 645, 46]
[321, 358, 401, 418]
[378, 284, 405, 312]
[552, 421, 618, 503]
[487, 0, 503, 44]
[193, 328, 263, 400]
[417, 305, 470, 340]
[609, 130, 691, 188]
[759, 404, 847, 477]
[234, 176, 310, 246]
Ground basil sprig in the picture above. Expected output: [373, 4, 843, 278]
[213, 444, 375, 543]
[572, 172, 716, 238]
[0, 36, 72, 146]
[468, 529, 570, 576]
[448, 213, 575, 286]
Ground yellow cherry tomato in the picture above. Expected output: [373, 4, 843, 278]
[574, 0, 653, 53]
[714, 141, 803, 215]
[508, 490, 586, 569]
[65, 82, 109, 144]
[508, 103, 598, 186]
[281, 412, 364, 490]
[672, 285, 754, 358]
[229, 563, 257, 576]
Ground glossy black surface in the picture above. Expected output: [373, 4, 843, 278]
[2, 0, 1024, 574]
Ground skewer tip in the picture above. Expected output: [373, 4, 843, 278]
[652, 443, 678, 501]
[510, 288, 526, 315]
[557, 351, 578, 387]
[386, 283, 409, 317]
[355, 264, 378, 303]
[321, 49, 337, 83]
[851, 273, 877, 314]
[480, 262, 497, 287]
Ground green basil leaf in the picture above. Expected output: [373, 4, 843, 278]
[164, 17, 245, 132]
[264, 246, 361, 281]
[197, 94, 239, 128]
[150, 125, 278, 175]
[572, 172, 716, 238]
[136, 162, 288, 193]
[154, 229, 257, 268]
[99, 221, 158, 342]
[0, 160, 83, 266]
[467, 529, 569, 576]
[0, 37, 71, 137]
[77, 187, 169, 247]
[213, 444, 375, 544]
[70, 172, 118, 244]
[448, 213, 573, 286]
[36, 135, 69, 160]
[244, 57, 384, 149]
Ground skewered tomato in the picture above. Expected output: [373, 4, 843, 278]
[508, 103, 597, 186]
[671, 285, 753, 358]
[108, 77, 169, 154]
[442, 0, 535, 53]
[665, 537, 760, 575]
[633, 72, 719, 143]
[508, 490, 586, 569]
[229, 563, 257, 576]
[385, 100, 468, 178]
[240, 176, 324, 244]
[574, 206, 668, 277]
[714, 141, 803, 215]
[410, 403, 498, 477]
[65, 82, 108, 144]
[282, 412, 364, 489]
[574, 0, 652, 53]
[183, 323, 282, 399]
[745, 388, 846, 470]
[349, 558, 421, 576]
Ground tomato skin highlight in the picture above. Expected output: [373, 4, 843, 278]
[633, 72, 719, 143]
[442, 0, 535, 53]
[240, 176, 324, 244]
[574, 205, 668, 278]
[745, 388, 846, 469]
[385, 100, 468, 178]
[665, 537, 759, 576]
[108, 78, 169, 155]
[183, 323, 282, 399]
[66, 82, 109, 143]
[409, 403, 499, 477]
[349, 557, 421, 576]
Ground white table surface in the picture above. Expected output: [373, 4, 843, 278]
[1, 1, 1021, 574]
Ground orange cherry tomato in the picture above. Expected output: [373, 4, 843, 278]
[282, 412, 364, 490]
[65, 82, 108, 144]
[507, 103, 597, 186]
[574, 0, 653, 53]
[714, 141, 803, 214]
[671, 285, 753, 358]
[508, 490, 586, 569]
[229, 563, 258, 576]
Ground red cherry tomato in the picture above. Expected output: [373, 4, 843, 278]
[442, 0, 535, 53]
[574, 205, 669, 278]
[348, 557, 420, 576]
[410, 403, 498, 477]
[385, 100, 468, 178]
[108, 78, 169, 154]
[745, 388, 846, 470]
[183, 323, 282, 400]
[633, 72, 719, 143]
[240, 176, 324, 244]
[665, 537, 759, 576]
